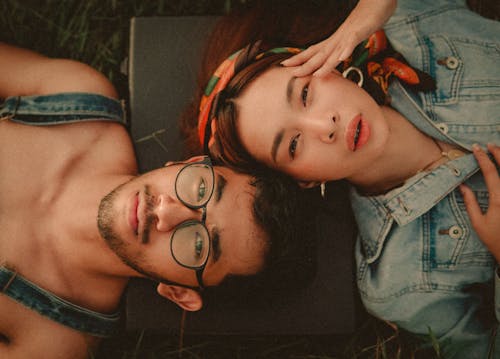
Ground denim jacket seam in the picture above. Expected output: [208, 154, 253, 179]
[359, 282, 467, 302]
[385, 4, 466, 30]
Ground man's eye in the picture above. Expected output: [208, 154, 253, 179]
[194, 233, 204, 259]
[301, 84, 309, 107]
[197, 178, 206, 201]
[289, 134, 300, 159]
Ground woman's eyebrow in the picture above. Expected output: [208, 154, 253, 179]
[286, 76, 297, 105]
[271, 130, 284, 163]
[271, 76, 296, 163]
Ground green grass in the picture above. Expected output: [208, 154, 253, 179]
[95, 317, 440, 358]
[0, 0, 233, 95]
[2, 1, 497, 358]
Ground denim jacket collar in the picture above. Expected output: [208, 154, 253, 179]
[350, 81, 479, 264]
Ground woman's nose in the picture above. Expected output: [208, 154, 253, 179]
[154, 193, 200, 232]
[303, 114, 336, 143]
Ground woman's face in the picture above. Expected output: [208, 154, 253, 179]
[235, 66, 390, 183]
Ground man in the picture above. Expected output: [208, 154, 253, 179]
[0, 43, 307, 358]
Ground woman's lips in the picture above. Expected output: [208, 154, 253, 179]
[129, 192, 139, 235]
[346, 114, 370, 151]
[355, 117, 370, 151]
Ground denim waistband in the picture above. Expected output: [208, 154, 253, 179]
[0, 266, 121, 337]
[0, 93, 126, 126]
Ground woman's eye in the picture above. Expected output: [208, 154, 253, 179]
[289, 134, 300, 159]
[197, 178, 206, 201]
[301, 84, 309, 107]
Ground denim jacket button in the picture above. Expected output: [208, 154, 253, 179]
[437, 57, 459, 70]
[448, 225, 463, 239]
[436, 123, 449, 133]
[446, 57, 459, 70]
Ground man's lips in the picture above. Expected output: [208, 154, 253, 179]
[346, 114, 370, 151]
[129, 192, 139, 235]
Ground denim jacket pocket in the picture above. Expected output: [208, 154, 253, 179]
[425, 34, 500, 105]
[428, 187, 492, 270]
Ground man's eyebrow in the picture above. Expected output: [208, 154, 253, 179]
[210, 228, 221, 263]
[208, 172, 225, 264]
[214, 173, 227, 202]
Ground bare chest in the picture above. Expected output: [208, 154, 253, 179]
[0, 120, 111, 289]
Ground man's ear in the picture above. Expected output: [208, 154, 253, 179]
[298, 180, 321, 189]
[164, 155, 206, 167]
[156, 283, 203, 311]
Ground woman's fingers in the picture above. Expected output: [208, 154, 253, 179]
[473, 144, 500, 201]
[460, 183, 484, 228]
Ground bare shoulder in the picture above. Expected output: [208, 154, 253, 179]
[0, 294, 100, 359]
[36, 58, 118, 98]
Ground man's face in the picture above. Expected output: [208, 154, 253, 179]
[97, 159, 267, 289]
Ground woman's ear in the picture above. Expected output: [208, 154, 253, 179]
[156, 283, 203, 311]
[298, 180, 321, 189]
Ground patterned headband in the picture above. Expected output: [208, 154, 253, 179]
[198, 43, 301, 152]
[198, 31, 435, 153]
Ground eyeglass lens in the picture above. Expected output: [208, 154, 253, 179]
[171, 163, 214, 269]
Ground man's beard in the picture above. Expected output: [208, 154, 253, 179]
[97, 182, 164, 282]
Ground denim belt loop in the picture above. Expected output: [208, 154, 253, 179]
[0, 263, 18, 292]
[0, 96, 20, 122]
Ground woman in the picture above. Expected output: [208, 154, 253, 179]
[181, 0, 396, 156]
[197, 0, 500, 357]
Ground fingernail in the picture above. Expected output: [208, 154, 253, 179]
[472, 143, 481, 152]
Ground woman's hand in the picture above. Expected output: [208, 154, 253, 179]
[460, 143, 500, 263]
[281, 0, 397, 77]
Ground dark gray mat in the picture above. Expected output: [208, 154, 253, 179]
[127, 16, 357, 335]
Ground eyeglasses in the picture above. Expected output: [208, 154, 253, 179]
[170, 156, 214, 289]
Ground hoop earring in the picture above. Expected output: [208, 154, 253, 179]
[342, 66, 364, 87]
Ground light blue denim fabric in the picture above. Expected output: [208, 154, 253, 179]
[352, 1, 500, 358]
[0, 92, 126, 126]
[0, 266, 121, 337]
[0, 93, 126, 336]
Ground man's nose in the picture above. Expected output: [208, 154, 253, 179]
[154, 193, 201, 232]
[303, 114, 337, 144]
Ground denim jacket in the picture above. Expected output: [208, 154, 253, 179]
[351, 1, 500, 358]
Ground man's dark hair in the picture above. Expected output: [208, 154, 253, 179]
[204, 168, 319, 307]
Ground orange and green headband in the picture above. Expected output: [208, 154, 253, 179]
[198, 31, 435, 153]
[198, 44, 301, 153]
